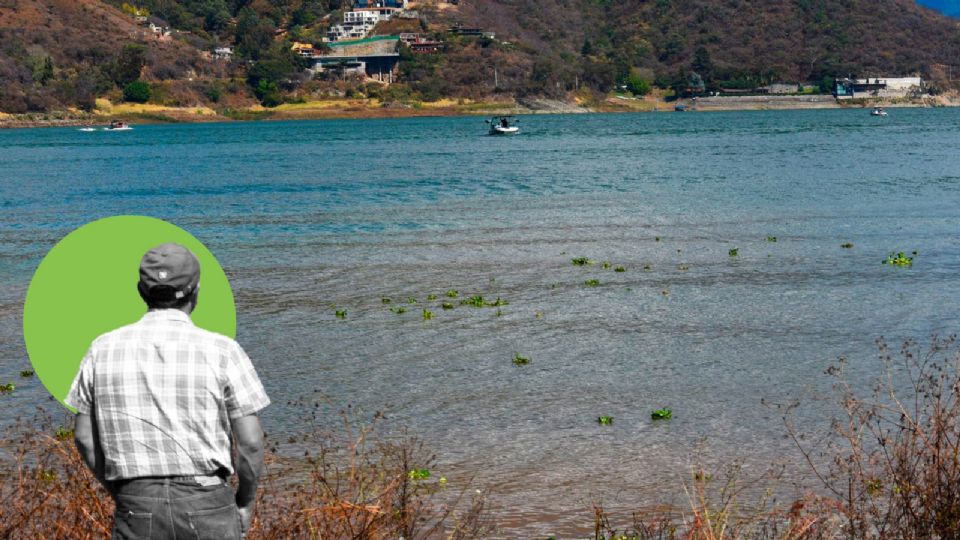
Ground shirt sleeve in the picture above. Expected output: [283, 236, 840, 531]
[65, 347, 95, 414]
[223, 341, 270, 419]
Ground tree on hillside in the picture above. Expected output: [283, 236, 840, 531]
[235, 7, 277, 60]
[625, 71, 651, 96]
[246, 44, 305, 105]
[691, 45, 713, 82]
[113, 44, 148, 87]
[123, 79, 152, 102]
[200, 0, 232, 32]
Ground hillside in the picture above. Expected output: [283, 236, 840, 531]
[1, 0, 959, 115]
[0, 0, 218, 113]
[431, 0, 960, 94]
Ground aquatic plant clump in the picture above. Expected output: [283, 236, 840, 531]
[441, 302, 454, 310]
[512, 353, 530, 365]
[614, 266, 626, 272]
[407, 468, 431, 481]
[597, 416, 613, 425]
[335, 309, 347, 319]
[0, 382, 14, 393]
[883, 251, 915, 267]
[584, 279, 600, 287]
[462, 295, 485, 307]
[445, 289, 459, 298]
[841, 242, 854, 249]
[728, 248, 739, 257]
[390, 306, 407, 314]
[571, 257, 595, 266]
[20, 370, 34, 378]
[765, 236, 778, 242]
[422, 309, 433, 320]
[381, 297, 391, 304]
[426, 294, 438, 301]
[651, 408, 672, 420]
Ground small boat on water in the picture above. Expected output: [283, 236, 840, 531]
[104, 120, 132, 131]
[870, 107, 888, 117]
[487, 116, 519, 135]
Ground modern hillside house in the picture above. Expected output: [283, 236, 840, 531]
[834, 77, 924, 98]
[327, 0, 409, 41]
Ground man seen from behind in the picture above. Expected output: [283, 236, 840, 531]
[66, 243, 270, 539]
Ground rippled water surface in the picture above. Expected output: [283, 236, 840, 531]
[2, 110, 959, 535]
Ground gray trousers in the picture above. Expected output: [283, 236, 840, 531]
[110, 477, 240, 540]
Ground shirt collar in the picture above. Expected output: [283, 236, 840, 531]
[142, 309, 194, 325]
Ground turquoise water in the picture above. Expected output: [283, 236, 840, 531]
[2, 110, 959, 535]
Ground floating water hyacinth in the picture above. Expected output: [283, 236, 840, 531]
[441, 302, 454, 310]
[407, 297, 418, 304]
[462, 295, 485, 307]
[883, 251, 914, 267]
[597, 416, 613, 425]
[571, 257, 595, 266]
[584, 279, 600, 286]
[422, 309, 433, 320]
[841, 242, 854, 249]
[728, 248, 739, 257]
[381, 297, 391, 304]
[765, 236, 777, 242]
[408, 468, 431, 481]
[485, 297, 509, 307]
[55, 426, 74, 440]
[651, 408, 672, 420]
[20, 370, 34, 377]
[643, 264, 651, 270]
[602, 261, 611, 269]
[427, 294, 438, 301]
[677, 264, 689, 271]
[335, 309, 347, 319]
[0, 382, 14, 393]
[446, 289, 459, 298]
[391, 306, 407, 314]
[614, 266, 626, 272]
[512, 353, 530, 365]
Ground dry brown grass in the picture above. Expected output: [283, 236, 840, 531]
[0, 408, 493, 539]
[786, 335, 960, 539]
[0, 410, 113, 539]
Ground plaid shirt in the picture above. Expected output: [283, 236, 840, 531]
[66, 309, 270, 481]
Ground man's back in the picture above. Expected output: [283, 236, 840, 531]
[69, 309, 269, 481]
[67, 242, 269, 539]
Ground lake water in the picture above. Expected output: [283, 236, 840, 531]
[1, 109, 959, 536]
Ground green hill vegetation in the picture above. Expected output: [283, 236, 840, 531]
[1, 0, 959, 114]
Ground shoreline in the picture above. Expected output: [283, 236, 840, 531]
[2, 94, 958, 129]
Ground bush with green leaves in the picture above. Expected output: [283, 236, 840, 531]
[122, 80, 151, 103]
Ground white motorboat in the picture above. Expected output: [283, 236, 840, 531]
[104, 120, 133, 131]
[870, 107, 888, 117]
[487, 116, 519, 135]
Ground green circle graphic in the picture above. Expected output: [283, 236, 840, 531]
[23, 216, 236, 410]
